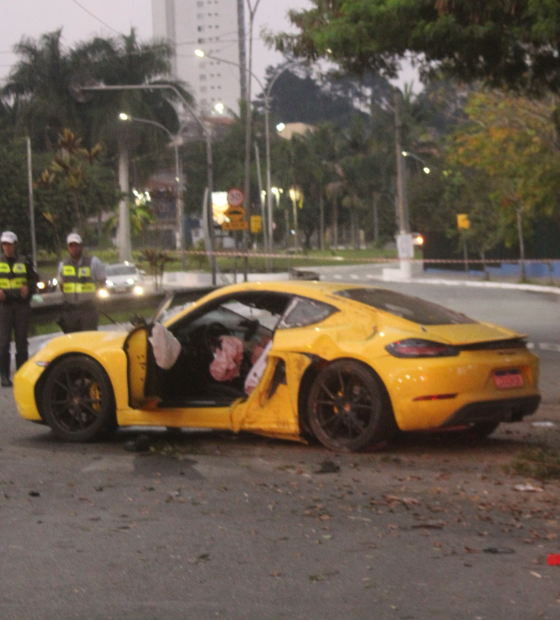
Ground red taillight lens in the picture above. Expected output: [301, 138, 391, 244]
[385, 338, 459, 358]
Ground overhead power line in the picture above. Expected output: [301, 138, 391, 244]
[69, 0, 122, 35]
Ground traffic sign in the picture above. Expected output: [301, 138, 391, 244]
[222, 220, 248, 231]
[227, 188, 244, 207]
[224, 205, 245, 221]
[250, 215, 262, 233]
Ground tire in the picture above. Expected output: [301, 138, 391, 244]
[307, 360, 396, 452]
[42, 356, 116, 442]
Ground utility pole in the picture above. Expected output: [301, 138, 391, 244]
[393, 87, 412, 278]
[26, 137, 37, 267]
[393, 88, 408, 235]
[236, 0, 247, 100]
[117, 137, 132, 262]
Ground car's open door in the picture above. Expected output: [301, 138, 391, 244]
[124, 325, 161, 409]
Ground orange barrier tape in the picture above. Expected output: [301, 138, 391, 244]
[181, 250, 560, 264]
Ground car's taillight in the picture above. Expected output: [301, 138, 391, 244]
[385, 338, 459, 358]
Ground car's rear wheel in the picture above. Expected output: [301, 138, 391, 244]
[42, 356, 116, 442]
[307, 360, 395, 452]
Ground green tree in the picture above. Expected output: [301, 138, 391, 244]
[276, 0, 560, 94]
[34, 130, 118, 255]
[448, 90, 560, 275]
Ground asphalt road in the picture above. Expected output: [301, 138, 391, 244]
[2, 392, 560, 620]
[2, 270, 560, 619]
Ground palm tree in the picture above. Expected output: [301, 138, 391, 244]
[2, 31, 85, 150]
[72, 30, 191, 145]
[3, 29, 193, 260]
[71, 30, 192, 261]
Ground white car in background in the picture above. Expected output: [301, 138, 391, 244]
[101, 262, 144, 296]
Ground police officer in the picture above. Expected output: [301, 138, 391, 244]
[57, 233, 106, 333]
[0, 231, 38, 387]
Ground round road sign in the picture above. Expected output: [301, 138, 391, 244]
[227, 188, 245, 206]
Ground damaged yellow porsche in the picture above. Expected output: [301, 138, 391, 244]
[14, 281, 540, 452]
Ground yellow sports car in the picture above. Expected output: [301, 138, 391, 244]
[14, 281, 540, 452]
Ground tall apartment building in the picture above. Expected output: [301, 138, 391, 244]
[152, 0, 244, 114]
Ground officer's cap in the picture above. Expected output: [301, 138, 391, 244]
[67, 233, 83, 245]
[1, 231, 18, 244]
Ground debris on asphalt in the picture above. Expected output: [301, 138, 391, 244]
[316, 460, 340, 474]
[411, 520, 445, 529]
[483, 547, 515, 554]
[123, 434, 151, 452]
[514, 484, 544, 492]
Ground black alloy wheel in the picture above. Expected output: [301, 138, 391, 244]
[307, 360, 396, 452]
[42, 356, 116, 442]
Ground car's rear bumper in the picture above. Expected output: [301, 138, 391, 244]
[439, 394, 541, 428]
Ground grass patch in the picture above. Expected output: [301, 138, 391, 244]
[30, 306, 160, 337]
[505, 446, 560, 480]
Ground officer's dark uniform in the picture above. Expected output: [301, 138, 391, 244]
[59, 255, 100, 333]
[0, 253, 38, 385]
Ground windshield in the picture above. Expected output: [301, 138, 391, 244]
[106, 265, 138, 276]
[336, 288, 475, 326]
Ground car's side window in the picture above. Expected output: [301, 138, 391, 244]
[278, 296, 338, 329]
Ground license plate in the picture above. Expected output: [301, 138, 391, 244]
[494, 370, 523, 389]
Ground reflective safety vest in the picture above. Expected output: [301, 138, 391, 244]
[61, 255, 97, 302]
[0, 256, 28, 295]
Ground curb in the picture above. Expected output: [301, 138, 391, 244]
[373, 274, 560, 294]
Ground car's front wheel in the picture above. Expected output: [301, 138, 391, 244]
[307, 360, 396, 452]
[42, 356, 116, 442]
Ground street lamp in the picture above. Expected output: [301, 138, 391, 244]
[195, 50, 299, 263]
[402, 151, 431, 174]
[73, 82, 217, 284]
[288, 185, 302, 251]
[119, 113, 185, 269]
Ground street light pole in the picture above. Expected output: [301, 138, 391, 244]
[119, 113, 185, 270]
[77, 83, 217, 284]
[195, 50, 298, 269]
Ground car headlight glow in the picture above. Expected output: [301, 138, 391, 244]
[98, 288, 109, 298]
[133, 285, 144, 295]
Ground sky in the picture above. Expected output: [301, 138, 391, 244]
[0, 0, 418, 93]
[0, 0, 312, 86]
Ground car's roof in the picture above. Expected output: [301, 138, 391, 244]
[201, 280, 368, 302]
[106, 262, 139, 272]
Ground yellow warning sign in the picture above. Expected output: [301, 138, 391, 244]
[250, 215, 262, 233]
[222, 220, 248, 231]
